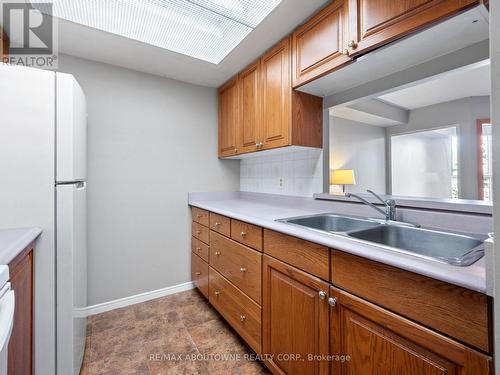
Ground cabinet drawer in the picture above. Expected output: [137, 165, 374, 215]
[209, 267, 262, 353]
[231, 219, 263, 251]
[192, 222, 209, 244]
[210, 231, 262, 304]
[264, 229, 330, 280]
[331, 250, 492, 353]
[192, 207, 209, 227]
[191, 237, 209, 262]
[191, 252, 208, 298]
[209, 212, 231, 237]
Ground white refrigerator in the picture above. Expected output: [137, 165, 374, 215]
[0, 65, 87, 375]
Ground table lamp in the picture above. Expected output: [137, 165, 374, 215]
[330, 169, 356, 193]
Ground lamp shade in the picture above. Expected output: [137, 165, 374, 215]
[330, 169, 356, 185]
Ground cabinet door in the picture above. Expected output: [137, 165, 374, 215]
[261, 38, 291, 150]
[238, 60, 262, 154]
[347, 0, 478, 56]
[292, 0, 351, 87]
[191, 252, 209, 298]
[330, 286, 492, 375]
[263, 255, 329, 375]
[218, 77, 239, 157]
[8, 248, 33, 375]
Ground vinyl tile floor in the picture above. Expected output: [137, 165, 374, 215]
[80, 289, 270, 375]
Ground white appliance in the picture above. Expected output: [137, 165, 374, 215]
[0, 66, 87, 375]
[0, 266, 14, 375]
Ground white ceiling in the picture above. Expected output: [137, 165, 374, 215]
[329, 107, 402, 127]
[378, 63, 491, 110]
[51, 0, 328, 87]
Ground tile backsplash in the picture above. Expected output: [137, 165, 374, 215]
[240, 149, 324, 197]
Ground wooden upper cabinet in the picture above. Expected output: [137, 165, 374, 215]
[218, 77, 239, 157]
[292, 0, 352, 87]
[218, 37, 323, 157]
[263, 255, 329, 375]
[261, 38, 292, 150]
[348, 0, 479, 56]
[330, 286, 492, 375]
[238, 60, 261, 154]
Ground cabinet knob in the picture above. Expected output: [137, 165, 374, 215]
[239, 267, 247, 273]
[328, 297, 337, 307]
[348, 40, 358, 49]
[255, 143, 260, 148]
[195, 272, 201, 276]
[214, 291, 221, 296]
[196, 247, 201, 251]
[215, 251, 221, 256]
[318, 290, 327, 299]
[259, 142, 263, 148]
[214, 222, 221, 227]
[240, 315, 246, 322]
[240, 231, 247, 237]
[196, 214, 202, 219]
[196, 230, 201, 235]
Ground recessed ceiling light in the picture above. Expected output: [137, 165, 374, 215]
[31, 0, 282, 64]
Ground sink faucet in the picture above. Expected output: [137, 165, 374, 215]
[345, 190, 396, 221]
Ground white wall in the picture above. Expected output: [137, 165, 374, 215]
[240, 148, 323, 197]
[387, 96, 490, 199]
[57, 54, 240, 305]
[329, 116, 386, 193]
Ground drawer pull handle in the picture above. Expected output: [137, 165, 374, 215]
[240, 315, 246, 322]
[240, 231, 247, 237]
[196, 230, 201, 235]
[239, 267, 247, 273]
[196, 247, 201, 251]
[215, 251, 221, 256]
[196, 214, 202, 219]
[214, 291, 221, 297]
[214, 222, 221, 227]
[319, 290, 327, 299]
[328, 297, 337, 307]
[195, 272, 201, 276]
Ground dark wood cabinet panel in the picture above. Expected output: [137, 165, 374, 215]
[218, 77, 239, 157]
[263, 255, 329, 375]
[1, 27, 8, 62]
[8, 245, 34, 375]
[292, 0, 352, 87]
[348, 0, 479, 56]
[330, 286, 492, 375]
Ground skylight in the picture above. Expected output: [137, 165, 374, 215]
[31, 0, 282, 64]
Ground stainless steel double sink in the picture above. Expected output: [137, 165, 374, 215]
[277, 214, 485, 266]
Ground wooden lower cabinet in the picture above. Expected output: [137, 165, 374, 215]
[191, 252, 209, 298]
[330, 286, 492, 375]
[263, 255, 329, 375]
[8, 244, 34, 375]
[209, 268, 262, 353]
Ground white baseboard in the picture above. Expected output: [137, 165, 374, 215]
[79, 281, 195, 317]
